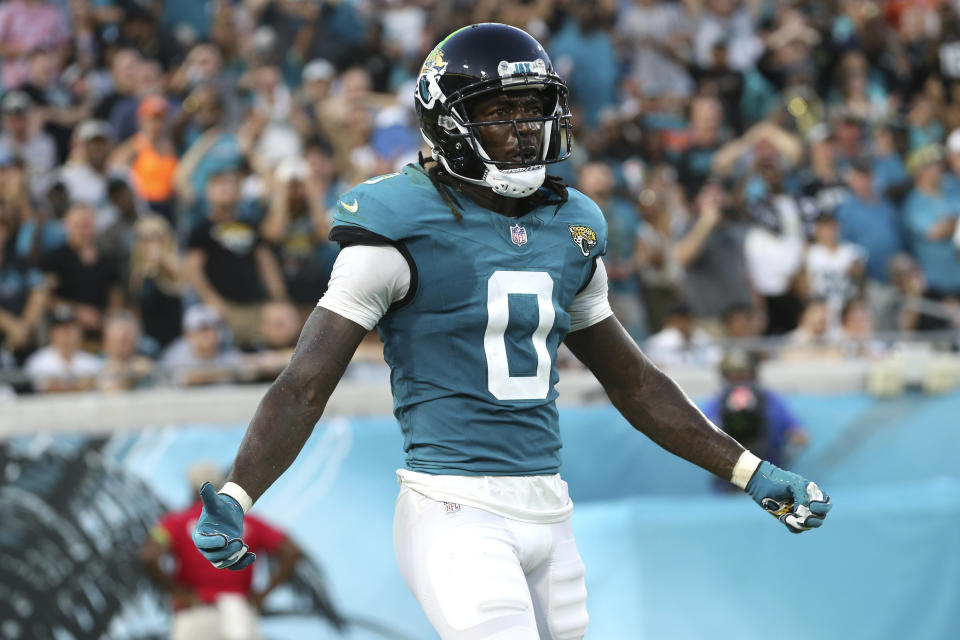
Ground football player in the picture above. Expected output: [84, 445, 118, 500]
[193, 24, 832, 640]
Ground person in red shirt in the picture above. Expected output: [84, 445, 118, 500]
[140, 462, 302, 640]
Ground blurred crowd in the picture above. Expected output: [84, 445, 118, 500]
[2, 0, 960, 395]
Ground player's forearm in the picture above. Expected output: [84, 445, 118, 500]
[225, 371, 331, 502]
[607, 363, 745, 481]
[566, 317, 746, 481]
[224, 308, 368, 505]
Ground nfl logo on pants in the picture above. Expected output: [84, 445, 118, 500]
[510, 224, 527, 247]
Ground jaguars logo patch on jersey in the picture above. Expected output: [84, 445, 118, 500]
[568, 225, 598, 258]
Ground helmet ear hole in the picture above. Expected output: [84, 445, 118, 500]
[438, 115, 457, 131]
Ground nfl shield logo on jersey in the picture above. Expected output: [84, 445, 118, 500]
[510, 224, 528, 247]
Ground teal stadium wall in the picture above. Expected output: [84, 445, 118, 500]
[6, 390, 958, 639]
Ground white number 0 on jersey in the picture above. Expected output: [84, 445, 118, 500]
[483, 270, 555, 400]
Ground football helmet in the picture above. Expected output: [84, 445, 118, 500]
[415, 23, 573, 198]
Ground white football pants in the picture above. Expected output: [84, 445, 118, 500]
[394, 487, 589, 640]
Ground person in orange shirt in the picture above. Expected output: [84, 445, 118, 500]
[110, 95, 178, 221]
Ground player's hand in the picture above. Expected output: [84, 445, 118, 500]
[192, 482, 256, 570]
[745, 461, 832, 534]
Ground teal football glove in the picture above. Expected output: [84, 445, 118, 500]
[192, 482, 256, 570]
[745, 462, 832, 534]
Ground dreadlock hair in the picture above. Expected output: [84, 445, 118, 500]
[418, 152, 463, 222]
[417, 152, 569, 220]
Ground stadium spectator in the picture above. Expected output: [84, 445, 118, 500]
[0, 151, 37, 248]
[882, 253, 957, 333]
[278, 0, 366, 71]
[902, 144, 960, 297]
[549, 5, 619, 128]
[160, 304, 244, 387]
[171, 86, 243, 221]
[616, 0, 695, 99]
[0, 90, 57, 194]
[56, 119, 119, 230]
[18, 47, 81, 159]
[780, 297, 842, 361]
[870, 124, 910, 200]
[722, 303, 762, 341]
[97, 311, 155, 391]
[674, 179, 753, 333]
[295, 59, 336, 135]
[827, 49, 890, 126]
[743, 151, 807, 334]
[129, 59, 168, 117]
[906, 92, 944, 152]
[24, 304, 102, 392]
[839, 297, 886, 358]
[64, 0, 100, 72]
[676, 95, 726, 200]
[691, 40, 745, 133]
[644, 302, 721, 367]
[241, 300, 302, 383]
[12, 167, 64, 264]
[302, 136, 344, 212]
[797, 132, 849, 220]
[183, 166, 287, 348]
[141, 461, 304, 640]
[0, 0, 70, 90]
[317, 67, 392, 184]
[98, 177, 144, 287]
[168, 44, 227, 101]
[835, 158, 904, 283]
[703, 349, 807, 473]
[830, 112, 866, 168]
[633, 167, 686, 333]
[711, 120, 804, 180]
[261, 156, 338, 318]
[109, 95, 178, 220]
[243, 62, 304, 172]
[693, 0, 762, 72]
[93, 48, 141, 139]
[129, 214, 183, 351]
[803, 210, 865, 329]
[0, 216, 47, 356]
[41, 202, 124, 344]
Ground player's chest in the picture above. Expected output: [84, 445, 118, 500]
[405, 212, 596, 313]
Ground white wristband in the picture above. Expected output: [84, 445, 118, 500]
[730, 450, 762, 490]
[219, 482, 254, 513]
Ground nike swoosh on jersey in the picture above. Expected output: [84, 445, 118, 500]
[339, 199, 359, 213]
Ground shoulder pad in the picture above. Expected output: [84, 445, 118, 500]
[331, 165, 432, 242]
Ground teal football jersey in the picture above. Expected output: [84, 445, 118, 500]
[331, 164, 608, 476]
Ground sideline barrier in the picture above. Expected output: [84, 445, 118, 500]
[2, 387, 956, 639]
[0, 361, 889, 435]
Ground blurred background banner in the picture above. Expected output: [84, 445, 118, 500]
[2, 382, 958, 640]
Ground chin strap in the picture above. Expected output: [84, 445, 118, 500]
[486, 164, 546, 198]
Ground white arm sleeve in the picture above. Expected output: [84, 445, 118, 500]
[568, 258, 614, 332]
[316, 244, 411, 330]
